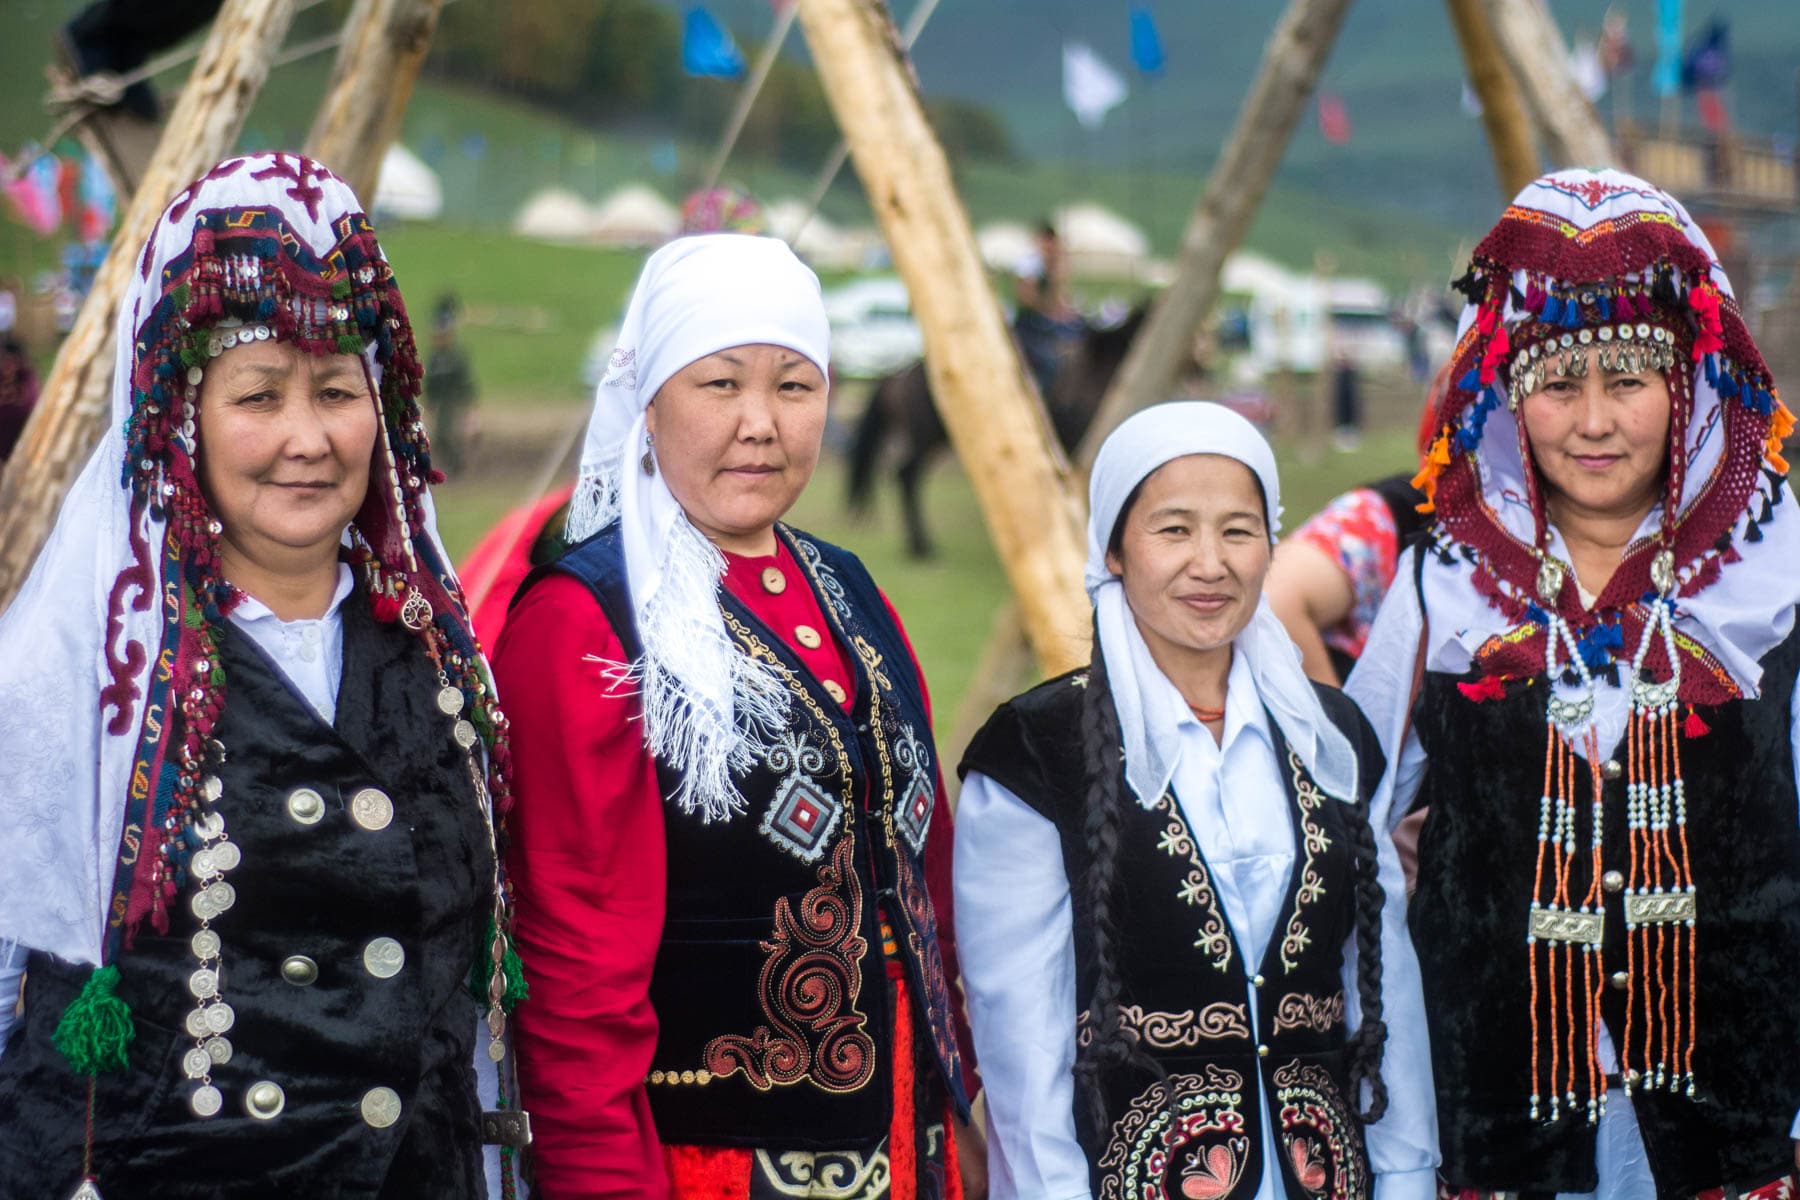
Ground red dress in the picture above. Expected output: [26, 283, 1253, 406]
[494, 539, 976, 1199]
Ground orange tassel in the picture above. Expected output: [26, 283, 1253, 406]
[1411, 429, 1453, 514]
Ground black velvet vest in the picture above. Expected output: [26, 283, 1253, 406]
[960, 670, 1386, 1200]
[536, 522, 968, 1150]
[0, 592, 494, 1199]
[1411, 612, 1800, 1197]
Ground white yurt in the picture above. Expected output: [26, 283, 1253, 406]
[976, 221, 1038, 274]
[1054, 202, 1150, 279]
[372, 143, 443, 222]
[513, 188, 597, 242]
[589, 184, 681, 248]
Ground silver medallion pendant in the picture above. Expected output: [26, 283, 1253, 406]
[1536, 555, 1566, 605]
[453, 720, 478, 750]
[189, 1083, 223, 1118]
[67, 1178, 103, 1200]
[436, 685, 465, 716]
[1651, 547, 1676, 596]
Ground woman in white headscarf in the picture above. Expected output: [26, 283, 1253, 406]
[0, 155, 519, 1197]
[954, 402, 1438, 1200]
[493, 234, 982, 1199]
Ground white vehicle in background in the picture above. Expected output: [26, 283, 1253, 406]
[824, 277, 923, 380]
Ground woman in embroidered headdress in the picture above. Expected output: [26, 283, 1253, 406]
[493, 233, 981, 1199]
[1347, 168, 1800, 1196]
[0, 154, 521, 1198]
[954, 401, 1439, 1200]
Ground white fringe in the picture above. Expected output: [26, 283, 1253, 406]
[569, 455, 792, 823]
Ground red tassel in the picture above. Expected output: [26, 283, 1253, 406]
[1458, 674, 1507, 702]
[1683, 707, 1711, 739]
[371, 592, 401, 624]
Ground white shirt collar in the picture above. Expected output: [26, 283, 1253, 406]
[231, 562, 356, 628]
[1152, 643, 1272, 762]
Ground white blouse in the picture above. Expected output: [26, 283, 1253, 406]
[1346, 565, 1800, 1200]
[955, 650, 1439, 1200]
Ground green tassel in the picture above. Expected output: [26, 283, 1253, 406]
[170, 282, 191, 312]
[469, 916, 528, 1012]
[331, 278, 353, 301]
[53, 965, 135, 1076]
[335, 333, 363, 356]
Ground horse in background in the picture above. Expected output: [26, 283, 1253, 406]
[845, 307, 1146, 558]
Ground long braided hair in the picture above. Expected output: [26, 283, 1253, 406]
[1073, 481, 1389, 1131]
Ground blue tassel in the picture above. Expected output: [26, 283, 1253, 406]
[1704, 354, 1719, 389]
[1597, 293, 1612, 321]
[1458, 367, 1482, 393]
[255, 296, 277, 320]
[1525, 602, 1550, 626]
[1540, 295, 1562, 325]
[1563, 300, 1585, 329]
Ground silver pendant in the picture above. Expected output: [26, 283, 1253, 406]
[453, 720, 478, 750]
[67, 1179, 103, 1200]
[436, 685, 464, 716]
[1650, 547, 1676, 596]
[1536, 556, 1565, 605]
[189, 1083, 223, 1118]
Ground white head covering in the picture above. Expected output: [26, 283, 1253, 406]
[0, 154, 469, 966]
[1087, 401, 1360, 807]
[565, 234, 832, 823]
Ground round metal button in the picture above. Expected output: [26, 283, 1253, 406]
[1601, 759, 1623, 781]
[760, 567, 787, 595]
[794, 624, 822, 650]
[822, 679, 847, 704]
[350, 787, 393, 832]
[1256, 1044, 1270, 1058]
[245, 1081, 286, 1120]
[1602, 870, 1626, 894]
[436, 685, 465, 716]
[363, 937, 406, 980]
[281, 955, 319, 987]
[286, 787, 326, 826]
[1252, 974, 1265, 988]
[190, 1084, 223, 1118]
[182, 1047, 212, 1079]
[360, 1086, 403, 1128]
[1610, 970, 1631, 991]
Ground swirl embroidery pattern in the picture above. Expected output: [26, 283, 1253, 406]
[1271, 992, 1346, 1036]
[704, 836, 876, 1094]
[1272, 1060, 1369, 1200]
[1098, 1066, 1252, 1200]
[1279, 751, 1331, 974]
[1154, 791, 1234, 972]
[1077, 1002, 1252, 1049]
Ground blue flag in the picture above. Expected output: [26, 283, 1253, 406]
[1129, 6, 1164, 76]
[683, 7, 745, 79]
[1652, 0, 1683, 98]
[1680, 18, 1729, 92]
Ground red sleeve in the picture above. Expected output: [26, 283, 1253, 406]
[496, 575, 669, 1199]
[879, 591, 982, 1098]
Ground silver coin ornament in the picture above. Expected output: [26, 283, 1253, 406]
[487, 1040, 506, 1062]
[350, 787, 393, 832]
[437, 686, 465, 716]
[182, 1047, 212, 1079]
[212, 842, 241, 872]
[188, 968, 219, 1000]
[195, 810, 225, 839]
[360, 1086, 403, 1128]
[204, 1002, 235, 1034]
[191, 930, 221, 959]
[190, 1084, 223, 1118]
[191, 849, 218, 880]
[202, 775, 223, 802]
[363, 937, 406, 979]
[453, 719, 478, 750]
[185, 1008, 211, 1038]
[206, 1036, 233, 1065]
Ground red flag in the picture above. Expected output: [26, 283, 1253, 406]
[1695, 88, 1728, 133]
[1317, 90, 1351, 145]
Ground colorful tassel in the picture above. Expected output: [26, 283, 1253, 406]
[52, 965, 135, 1076]
[1683, 707, 1711, 739]
[1457, 674, 1507, 702]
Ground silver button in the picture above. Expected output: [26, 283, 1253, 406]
[1251, 974, 1265, 988]
[286, 787, 326, 825]
[1602, 870, 1626, 894]
[245, 1081, 286, 1120]
[1610, 970, 1631, 991]
[190, 1083, 223, 1118]
[1602, 759, 1623, 781]
[363, 937, 406, 980]
[1256, 1043, 1270, 1058]
[350, 787, 393, 832]
[360, 1086, 403, 1128]
[281, 955, 319, 986]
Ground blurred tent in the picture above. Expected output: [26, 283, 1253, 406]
[372, 143, 442, 221]
[765, 198, 863, 269]
[513, 187, 597, 241]
[1054, 202, 1150, 278]
[976, 221, 1037, 273]
[589, 184, 681, 247]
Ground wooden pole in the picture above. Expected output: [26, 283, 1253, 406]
[794, 0, 1090, 675]
[702, 2, 802, 194]
[1445, 0, 1540, 197]
[1080, 0, 1355, 466]
[0, 0, 298, 608]
[303, 0, 446, 202]
[1478, 0, 1616, 168]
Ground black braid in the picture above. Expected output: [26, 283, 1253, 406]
[1340, 794, 1390, 1123]
[1071, 633, 1165, 1133]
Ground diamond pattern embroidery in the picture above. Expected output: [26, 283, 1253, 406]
[896, 774, 933, 856]
[760, 774, 843, 863]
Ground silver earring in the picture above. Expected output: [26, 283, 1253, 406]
[641, 432, 656, 476]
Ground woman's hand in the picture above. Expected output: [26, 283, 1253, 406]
[954, 1113, 989, 1200]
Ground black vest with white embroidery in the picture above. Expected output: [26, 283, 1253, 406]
[537, 521, 968, 1150]
[960, 669, 1383, 1200]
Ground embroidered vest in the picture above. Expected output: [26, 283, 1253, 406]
[0, 593, 493, 1196]
[960, 670, 1384, 1200]
[540, 522, 968, 1150]
[1411, 615, 1800, 1196]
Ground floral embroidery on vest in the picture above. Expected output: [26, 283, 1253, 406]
[703, 836, 877, 1093]
[1279, 751, 1332, 973]
[1271, 991, 1347, 1036]
[1273, 1059, 1370, 1200]
[1098, 1066, 1253, 1200]
[1077, 1002, 1253, 1049]
[1153, 790, 1234, 971]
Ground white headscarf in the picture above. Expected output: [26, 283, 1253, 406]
[0, 154, 465, 966]
[565, 234, 832, 823]
[1087, 401, 1360, 807]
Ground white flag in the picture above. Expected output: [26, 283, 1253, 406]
[1063, 40, 1128, 130]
